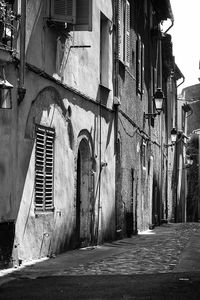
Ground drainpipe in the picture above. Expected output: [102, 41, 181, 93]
[18, 0, 26, 104]
[113, 0, 121, 237]
[96, 96, 102, 245]
[164, 19, 174, 35]
[175, 73, 185, 222]
[177, 76, 185, 88]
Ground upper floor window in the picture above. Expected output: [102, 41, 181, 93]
[35, 125, 55, 212]
[141, 139, 146, 169]
[0, 0, 16, 49]
[136, 35, 144, 95]
[100, 12, 110, 89]
[50, 0, 92, 31]
[118, 0, 130, 66]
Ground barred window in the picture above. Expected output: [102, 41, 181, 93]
[136, 35, 145, 95]
[118, 0, 130, 66]
[35, 125, 55, 212]
[50, 0, 92, 31]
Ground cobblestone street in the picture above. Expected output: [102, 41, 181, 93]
[59, 223, 200, 276]
[1, 223, 200, 278]
[1, 223, 200, 299]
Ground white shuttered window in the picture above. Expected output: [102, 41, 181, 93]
[125, 0, 130, 66]
[118, 0, 130, 66]
[51, 0, 76, 23]
[50, 0, 92, 31]
[136, 35, 145, 95]
[35, 125, 55, 212]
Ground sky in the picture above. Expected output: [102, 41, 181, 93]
[168, 0, 200, 93]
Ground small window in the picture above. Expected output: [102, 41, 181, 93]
[35, 125, 55, 212]
[50, 0, 76, 23]
[152, 66, 157, 110]
[182, 107, 186, 132]
[0, 0, 15, 49]
[118, 0, 130, 66]
[141, 140, 146, 169]
[136, 35, 144, 95]
[100, 13, 110, 88]
[50, 0, 92, 31]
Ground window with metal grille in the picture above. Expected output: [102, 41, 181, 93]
[50, 0, 92, 31]
[136, 35, 144, 95]
[118, 0, 130, 66]
[35, 125, 55, 212]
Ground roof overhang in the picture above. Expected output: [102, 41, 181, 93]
[152, 0, 174, 22]
[174, 64, 184, 81]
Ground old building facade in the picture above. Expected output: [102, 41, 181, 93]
[0, 0, 182, 268]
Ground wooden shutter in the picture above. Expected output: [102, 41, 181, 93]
[141, 43, 145, 94]
[51, 0, 76, 23]
[125, 0, 130, 66]
[72, 0, 92, 31]
[35, 127, 45, 210]
[153, 67, 157, 95]
[35, 125, 55, 211]
[44, 129, 54, 210]
[117, 0, 123, 62]
[136, 35, 141, 94]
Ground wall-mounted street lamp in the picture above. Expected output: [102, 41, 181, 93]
[144, 88, 165, 119]
[185, 153, 199, 168]
[164, 128, 177, 148]
[0, 67, 13, 109]
[185, 155, 194, 167]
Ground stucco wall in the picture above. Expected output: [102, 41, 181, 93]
[0, 0, 116, 264]
[10, 69, 116, 261]
[25, 0, 114, 109]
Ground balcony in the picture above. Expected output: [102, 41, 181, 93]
[0, 0, 17, 64]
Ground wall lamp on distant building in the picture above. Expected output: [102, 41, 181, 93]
[0, 67, 13, 109]
[164, 128, 189, 148]
[185, 153, 199, 168]
[144, 88, 165, 119]
[164, 128, 177, 148]
[185, 155, 194, 167]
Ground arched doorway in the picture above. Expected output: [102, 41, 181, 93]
[75, 137, 94, 248]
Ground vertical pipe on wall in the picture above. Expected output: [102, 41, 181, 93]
[113, 0, 120, 236]
[159, 38, 162, 90]
[96, 99, 102, 245]
[18, 0, 26, 103]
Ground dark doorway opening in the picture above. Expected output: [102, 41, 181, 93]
[0, 221, 15, 269]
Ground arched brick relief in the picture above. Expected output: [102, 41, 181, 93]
[75, 129, 95, 167]
[25, 86, 68, 139]
[73, 129, 95, 208]
[74, 129, 96, 247]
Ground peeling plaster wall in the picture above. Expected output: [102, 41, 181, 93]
[25, 0, 114, 108]
[11, 72, 115, 261]
[0, 0, 116, 264]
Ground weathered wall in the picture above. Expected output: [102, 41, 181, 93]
[166, 77, 177, 221]
[116, 0, 164, 233]
[182, 84, 200, 135]
[0, 0, 116, 264]
[25, 0, 114, 108]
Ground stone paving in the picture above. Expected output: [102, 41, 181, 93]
[1, 223, 200, 300]
[51, 223, 200, 276]
[1, 222, 200, 281]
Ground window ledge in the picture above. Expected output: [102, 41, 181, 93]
[118, 59, 130, 69]
[0, 47, 13, 64]
[35, 209, 54, 217]
[99, 84, 111, 92]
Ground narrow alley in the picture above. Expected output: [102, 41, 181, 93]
[1, 223, 200, 299]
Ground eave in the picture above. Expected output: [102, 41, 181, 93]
[152, 0, 174, 22]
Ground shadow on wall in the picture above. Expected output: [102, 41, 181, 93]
[152, 174, 160, 226]
[0, 221, 15, 269]
[10, 86, 75, 266]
